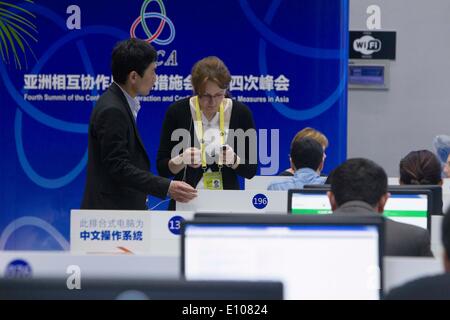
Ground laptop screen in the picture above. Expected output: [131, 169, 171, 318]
[183, 216, 382, 300]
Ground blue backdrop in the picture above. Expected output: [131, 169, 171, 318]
[0, 0, 348, 250]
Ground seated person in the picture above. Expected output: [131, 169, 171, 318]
[433, 134, 450, 177]
[445, 155, 450, 179]
[385, 209, 450, 299]
[268, 137, 325, 190]
[328, 158, 433, 257]
[399, 150, 442, 185]
[279, 127, 328, 176]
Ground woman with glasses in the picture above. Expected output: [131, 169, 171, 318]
[157, 56, 257, 209]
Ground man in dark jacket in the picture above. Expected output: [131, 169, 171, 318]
[82, 38, 196, 210]
[328, 158, 433, 257]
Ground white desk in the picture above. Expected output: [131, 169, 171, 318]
[0, 251, 179, 279]
[176, 190, 288, 213]
[147, 210, 195, 256]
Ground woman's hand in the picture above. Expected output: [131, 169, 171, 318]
[181, 147, 202, 168]
[169, 147, 202, 174]
[219, 145, 239, 168]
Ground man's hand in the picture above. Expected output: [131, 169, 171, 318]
[168, 181, 197, 203]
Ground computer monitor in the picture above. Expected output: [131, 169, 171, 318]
[387, 185, 442, 215]
[182, 214, 383, 300]
[288, 189, 332, 215]
[288, 189, 431, 230]
[383, 190, 431, 230]
[0, 278, 283, 300]
[304, 184, 442, 215]
[303, 184, 331, 191]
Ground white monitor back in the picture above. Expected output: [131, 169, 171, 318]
[245, 176, 290, 190]
[431, 215, 444, 257]
[384, 256, 443, 293]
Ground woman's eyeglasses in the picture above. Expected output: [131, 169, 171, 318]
[199, 92, 225, 102]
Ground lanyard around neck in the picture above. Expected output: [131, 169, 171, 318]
[194, 96, 225, 170]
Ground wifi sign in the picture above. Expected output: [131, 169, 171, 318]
[353, 35, 382, 55]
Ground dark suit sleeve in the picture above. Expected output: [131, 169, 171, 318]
[418, 229, 434, 257]
[384, 286, 411, 300]
[233, 103, 258, 179]
[157, 105, 178, 178]
[96, 107, 171, 199]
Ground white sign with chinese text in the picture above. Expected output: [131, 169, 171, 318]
[71, 210, 194, 255]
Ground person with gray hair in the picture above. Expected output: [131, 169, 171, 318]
[433, 134, 450, 178]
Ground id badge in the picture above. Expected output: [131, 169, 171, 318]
[203, 171, 223, 190]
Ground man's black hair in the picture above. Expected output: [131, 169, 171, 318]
[331, 158, 387, 207]
[111, 38, 157, 84]
[290, 137, 323, 171]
